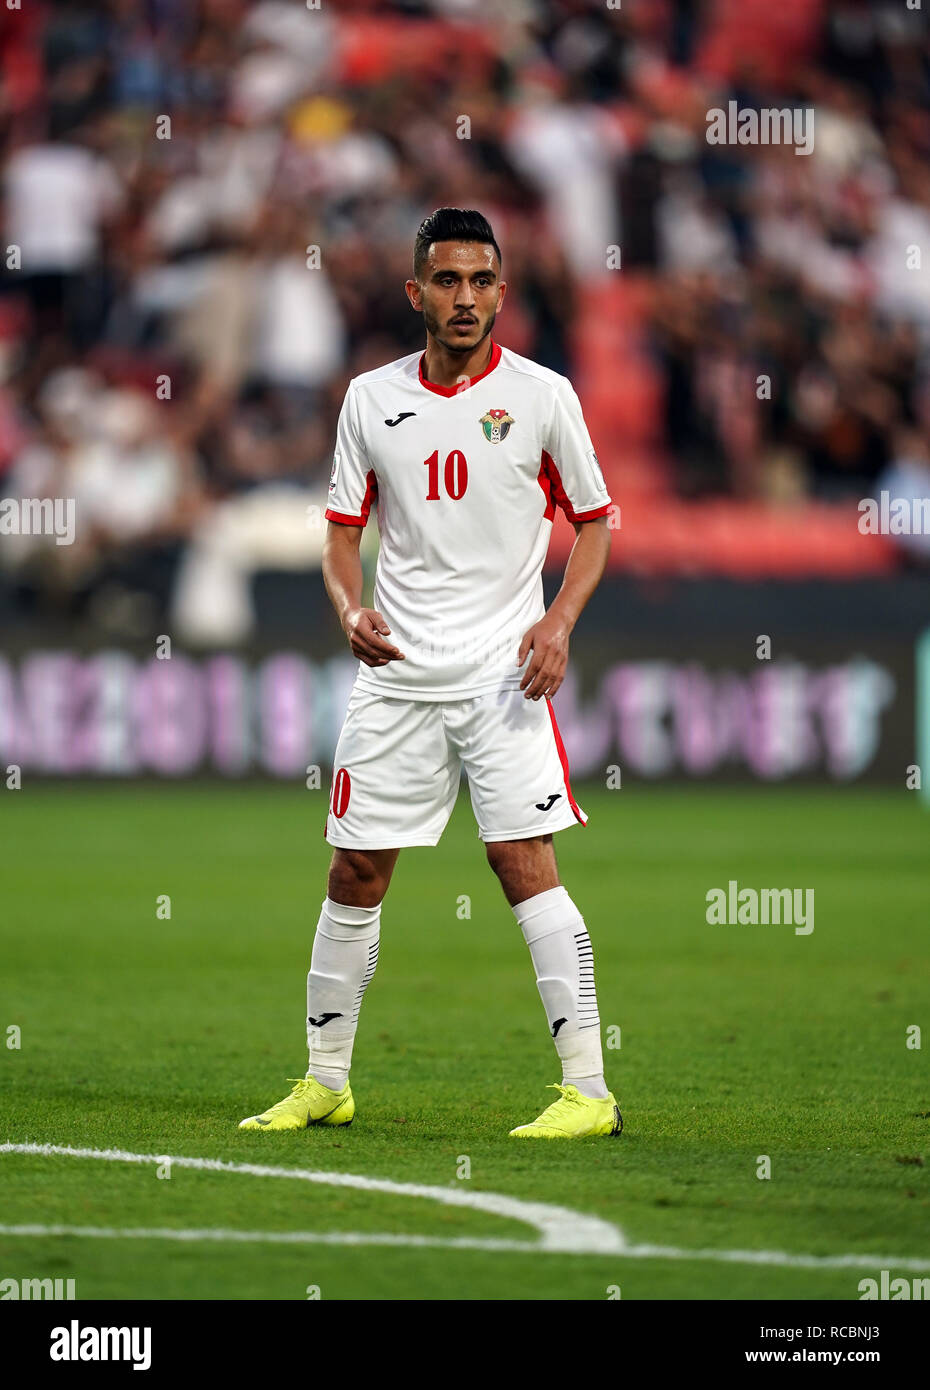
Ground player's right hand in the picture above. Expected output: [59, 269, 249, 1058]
[343, 607, 406, 666]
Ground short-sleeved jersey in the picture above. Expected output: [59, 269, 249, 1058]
[325, 339, 611, 700]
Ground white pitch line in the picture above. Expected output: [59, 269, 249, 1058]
[0, 1142, 623, 1256]
[0, 1224, 538, 1254]
[2, 1224, 929, 1274]
[617, 1243, 930, 1273]
[3, 1143, 929, 1273]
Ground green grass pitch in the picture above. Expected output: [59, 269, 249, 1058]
[1, 783, 927, 1300]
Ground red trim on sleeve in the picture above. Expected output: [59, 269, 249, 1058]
[418, 339, 502, 397]
[538, 449, 610, 525]
[572, 502, 612, 521]
[545, 699, 587, 827]
[325, 469, 378, 526]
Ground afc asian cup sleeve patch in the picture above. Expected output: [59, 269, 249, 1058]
[586, 448, 606, 492]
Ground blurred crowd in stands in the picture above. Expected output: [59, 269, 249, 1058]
[1, 0, 929, 640]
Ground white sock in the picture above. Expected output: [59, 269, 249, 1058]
[306, 896, 380, 1090]
[512, 886, 609, 1100]
[566, 1074, 610, 1100]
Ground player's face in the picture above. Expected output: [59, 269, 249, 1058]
[407, 242, 505, 353]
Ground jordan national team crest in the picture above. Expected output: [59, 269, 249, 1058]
[480, 408, 515, 443]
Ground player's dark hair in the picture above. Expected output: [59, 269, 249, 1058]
[413, 208, 502, 281]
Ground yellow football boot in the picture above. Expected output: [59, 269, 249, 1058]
[509, 1083, 622, 1139]
[238, 1076, 354, 1131]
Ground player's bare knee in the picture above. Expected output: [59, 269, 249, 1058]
[328, 849, 389, 907]
[485, 837, 558, 904]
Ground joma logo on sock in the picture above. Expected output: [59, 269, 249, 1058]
[705, 881, 814, 935]
[50, 1320, 151, 1370]
[0, 1276, 76, 1300]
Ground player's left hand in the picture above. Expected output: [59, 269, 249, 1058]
[517, 613, 570, 700]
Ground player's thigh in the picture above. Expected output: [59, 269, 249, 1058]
[325, 688, 459, 848]
[450, 688, 587, 841]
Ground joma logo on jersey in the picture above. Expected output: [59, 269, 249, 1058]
[480, 408, 515, 443]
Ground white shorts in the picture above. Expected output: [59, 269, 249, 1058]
[324, 683, 587, 848]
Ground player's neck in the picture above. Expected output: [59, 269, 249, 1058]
[422, 334, 493, 390]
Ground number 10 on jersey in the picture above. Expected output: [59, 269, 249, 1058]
[424, 449, 468, 500]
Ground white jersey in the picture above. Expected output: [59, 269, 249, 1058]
[325, 339, 611, 700]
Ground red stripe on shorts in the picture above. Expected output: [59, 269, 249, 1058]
[545, 700, 586, 826]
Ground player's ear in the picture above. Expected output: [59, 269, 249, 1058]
[496, 279, 507, 311]
[405, 279, 422, 312]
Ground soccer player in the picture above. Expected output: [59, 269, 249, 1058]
[240, 208, 621, 1139]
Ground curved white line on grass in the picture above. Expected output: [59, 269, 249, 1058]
[0, 1224, 538, 1254]
[0, 1143, 624, 1256]
[4, 1144, 929, 1272]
